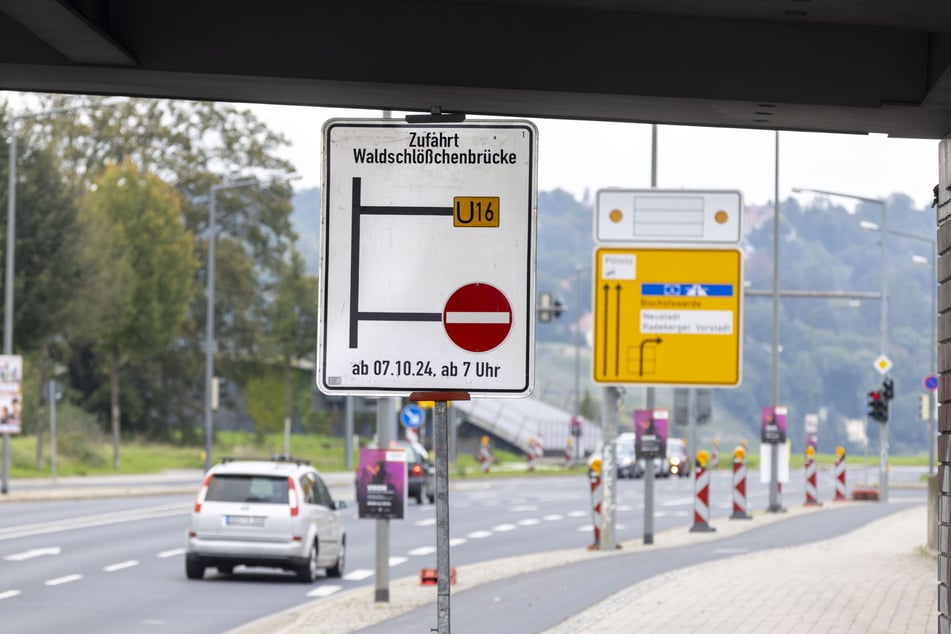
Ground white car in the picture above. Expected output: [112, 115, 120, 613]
[185, 457, 347, 582]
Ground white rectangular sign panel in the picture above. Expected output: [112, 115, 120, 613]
[318, 119, 538, 396]
[596, 189, 742, 244]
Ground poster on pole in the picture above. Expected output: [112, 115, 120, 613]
[634, 408, 668, 460]
[0, 355, 23, 434]
[355, 447, 407, 520]
[760, 405, 787, 443]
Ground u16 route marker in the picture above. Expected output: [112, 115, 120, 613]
[317, 119, 538, 396]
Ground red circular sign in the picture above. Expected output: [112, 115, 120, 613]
[443, 283, 513, 352]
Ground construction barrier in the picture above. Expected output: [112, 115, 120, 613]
[564, 437, 575, 469]
[804, 446, 822, 506]
[710, 438, 720, 470]
[730, 445, 752, 520]
[834, 446, 847, 501]
[479, 435, 492, 474]
[587, 458, 603, 550]
[420, 567, 456, 585]
[690, 450, 716, 532]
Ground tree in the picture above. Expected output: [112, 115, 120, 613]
[75, 160, 196, 468]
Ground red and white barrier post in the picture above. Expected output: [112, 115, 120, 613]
[730, 445, 752, 520]
[587, 457, 603, 550]
[479, 435, 492, 474]
[804, 445, 822, 506]
[690, 450, 716, 532]
[834, 445, 847, 501]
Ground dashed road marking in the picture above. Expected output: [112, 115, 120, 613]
[449, 538, 466, 547]
[0, 590, 20, 600]
[343, 569, 374, 581]
[516, 518, 539, 526]
[104, 560, 139, 572]
[45, 574, 82, 586]
[306, 585, 342, 598]
[408, 546, 436, 556]
[510, 505, 538, 512]
[157, 548, 184, 558]
[388, 556, 408, 567]
[567, 511, 586, 518]
[4, 547, 61, 561]
[492, 524, 517, 532]
[414, 518, 436, 527]
[467, 530, 492, 539]
[542, 514, 564, 521]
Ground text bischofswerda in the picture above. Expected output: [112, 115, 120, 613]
[352, 131, 518, 165]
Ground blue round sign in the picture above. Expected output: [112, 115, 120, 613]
[924, 374, 939, 393]
[400, 404, 424, 429]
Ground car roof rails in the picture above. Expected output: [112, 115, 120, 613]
[219, 455, 312, 466]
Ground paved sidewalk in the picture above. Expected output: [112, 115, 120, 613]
[548, 505, 935, 634]
[232, 502, 936, 634]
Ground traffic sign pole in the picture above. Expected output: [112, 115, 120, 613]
[410, 391, 470, 634]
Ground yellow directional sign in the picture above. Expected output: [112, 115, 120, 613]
[592, 248, 742, 386]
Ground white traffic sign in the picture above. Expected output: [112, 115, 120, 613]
[317, 119, 537, 396]
[873, 354, 893, 375]
[596, 189, 742, 244]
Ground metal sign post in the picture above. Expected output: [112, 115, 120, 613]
[412, 391, 469, 634]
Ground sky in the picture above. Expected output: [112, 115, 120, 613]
[242, 103, 941, 210]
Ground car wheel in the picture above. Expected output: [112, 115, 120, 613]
[296, 541, 319, 583]
[185, 556, 205, 580]
[416, 484, 425, 505]
[327, 536, 346, 578]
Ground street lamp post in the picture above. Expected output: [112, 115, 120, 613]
[793, 187, 890, 500]
[204, 179, 258, 472]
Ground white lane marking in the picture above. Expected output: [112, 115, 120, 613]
[414, 518, 436, 527]
[660, 497, 694, 506]
[542, 514, 564, 521]
[510, 505, 538, 512]
[467, 530, 492, 539]
[0, 590, 21, 600]
[157, 548, 185, 558]
[388, 557, 408, 567]
[343, 569, 374, 581]
[104, 560, 139, 572]
[4, 546, 61, 561]
[0, 502, 189, 542]
[516, 518, 540, 526]
[617, 504, 633, 511]
[408, 546, 436, 556]
[45, 574, 82, 586]
[449, 538, 466, 547]
[577, 525, 594, 532]
[567, 510, 586, 518]
[493, 524, 517, 532]
[306, 585, 342, 598]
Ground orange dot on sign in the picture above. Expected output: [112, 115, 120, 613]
[609, 209, 623, 223]
[714, 210, 729, 224]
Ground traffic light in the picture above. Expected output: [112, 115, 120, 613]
[866, 390, 888, 423]
[882, 377, 894, 401]
[537, 292, 563, 323]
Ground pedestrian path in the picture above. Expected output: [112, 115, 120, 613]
[546, 504, 934, 634]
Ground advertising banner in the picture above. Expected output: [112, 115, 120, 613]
[0, 355, 23, 434]
[634, 408, 668, 460]
[356, 447, 407, 520]
[761, 405, 787, 444]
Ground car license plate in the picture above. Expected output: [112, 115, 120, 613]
[225, 515, 265, 527]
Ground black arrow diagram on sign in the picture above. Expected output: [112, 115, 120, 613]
[601, 284, 610, 377]
[639, 337, 663, 377]
[613, 284, 622, 376]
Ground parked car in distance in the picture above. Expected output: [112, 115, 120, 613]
[588, 433, 645, 479]
[662, 438, 691, 478]
[185, 456, 346, 583]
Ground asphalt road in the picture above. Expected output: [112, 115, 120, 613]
[0, 466, 927, 633]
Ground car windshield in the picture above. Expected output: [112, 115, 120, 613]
[205, 474, 289, 504]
